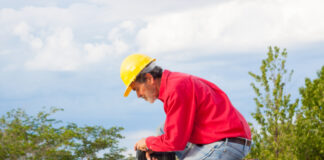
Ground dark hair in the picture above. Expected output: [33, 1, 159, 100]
[135, 63, 163, 83]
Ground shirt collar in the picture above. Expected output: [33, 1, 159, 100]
[158, 69, 170, 101]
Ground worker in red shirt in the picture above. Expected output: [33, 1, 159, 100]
[120, 54, 251, 160]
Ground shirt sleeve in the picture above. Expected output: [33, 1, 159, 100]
[146, 81, 197, 152]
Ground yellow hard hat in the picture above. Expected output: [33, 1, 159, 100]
[120, 54, 156, 97]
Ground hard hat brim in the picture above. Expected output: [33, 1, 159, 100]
[124, 85, 132, 97]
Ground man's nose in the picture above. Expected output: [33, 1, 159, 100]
[136, 91, 141, 98]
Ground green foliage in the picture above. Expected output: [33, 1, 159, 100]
[246, 46, 298, 159]
[0, 107, 126, 160]
[247, 46, 324, 159]
[295, 66, 324, 160]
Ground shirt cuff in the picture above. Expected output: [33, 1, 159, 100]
[145, 136, 158, 150]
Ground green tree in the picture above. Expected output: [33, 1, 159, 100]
[0, 107, 126, 160]
[246, 46, 298, 159]
[295, 66, 324, 160]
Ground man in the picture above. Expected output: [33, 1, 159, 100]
[120, 54, 251, 160]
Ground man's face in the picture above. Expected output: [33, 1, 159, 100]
[131, 74, 159, 103]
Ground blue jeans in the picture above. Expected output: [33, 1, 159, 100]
[156, 124, 251, 160]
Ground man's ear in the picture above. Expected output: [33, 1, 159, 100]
[145, 73, 154, 84]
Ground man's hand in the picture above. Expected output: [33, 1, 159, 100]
[134, 138, 155, 160]
[134, 138, 149, 151]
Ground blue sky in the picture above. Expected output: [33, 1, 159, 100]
[1, 0, 323, 156]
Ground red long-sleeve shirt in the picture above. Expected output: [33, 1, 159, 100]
[145, 70, 251, 152]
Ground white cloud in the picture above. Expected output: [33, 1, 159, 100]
[24, 27, 82, 71]
[87, 0, 220, 19]
[2, 0, 324, 71]
[13, 22, 44, 49]
[3, 5, 133, 71]
[20, 25, 130, 71]
[84, 43, 112, 63]
[0, 50, 12, 55]
[136, 0, 324, 55]
[113, 40, 129, 55]
[119, 21, 136, 33]
[30, 38, 43, 49]
[13, 22, 30, 38]
[106, 21, 133, 55]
